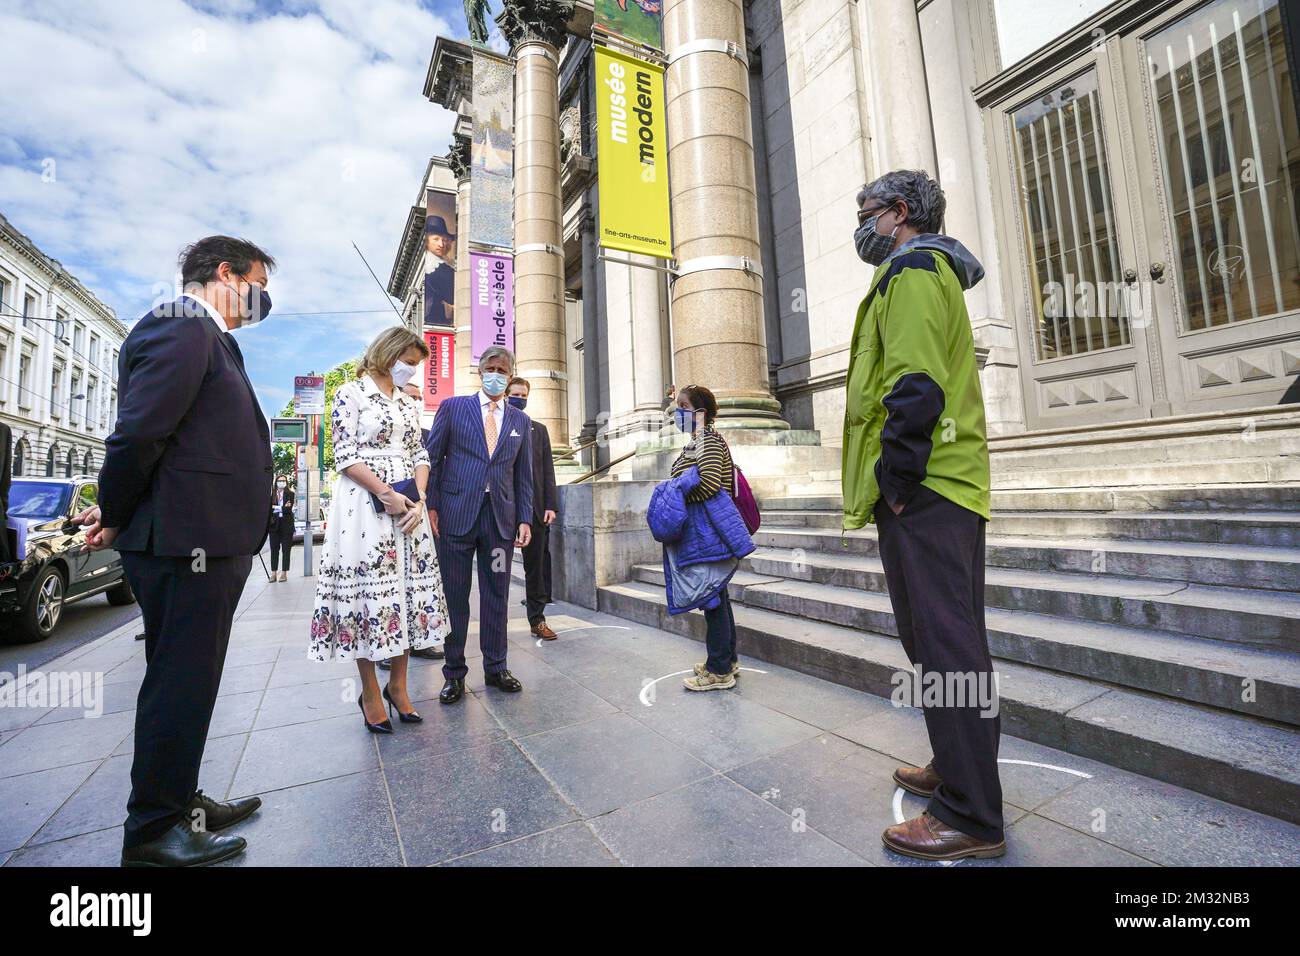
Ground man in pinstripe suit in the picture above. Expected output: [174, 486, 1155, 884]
[425, 346, 533, 704]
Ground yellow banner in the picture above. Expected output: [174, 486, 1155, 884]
[595, 45, 673, 259]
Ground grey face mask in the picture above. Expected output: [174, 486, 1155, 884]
[854, 212, 899, 266]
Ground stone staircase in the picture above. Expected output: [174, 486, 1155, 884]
[597, 483, 1300, 825]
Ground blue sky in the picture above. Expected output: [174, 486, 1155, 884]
[0, 0, 504, 419]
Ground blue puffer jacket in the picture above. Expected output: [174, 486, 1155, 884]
[647, 466, 756, 614]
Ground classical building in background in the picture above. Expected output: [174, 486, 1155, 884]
[0, 212, 127, 477]
[406, 0, 1299, 484]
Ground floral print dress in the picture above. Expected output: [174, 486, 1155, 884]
[308, 374, 450, 662]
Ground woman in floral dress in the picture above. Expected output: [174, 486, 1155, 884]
[309, 327, 450, 732]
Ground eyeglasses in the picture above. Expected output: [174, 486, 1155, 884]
[857, 205, 890, 225]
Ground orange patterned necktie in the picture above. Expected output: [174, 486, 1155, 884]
[485, 399, 499, 456]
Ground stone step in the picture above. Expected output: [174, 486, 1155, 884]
[760, 508, 1300, 549]
[990, 433, 1300, 472]
[752, 525, 1300, 591]
[989, 458, 1300, 489]
[762, 484, 1300, 514]
[630, 562, 1300, 693]
[668, 548, 1300, 652]
[598, 579, 1300, 825]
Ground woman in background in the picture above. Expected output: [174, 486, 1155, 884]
[267, 474, 295, 583]
[308, 327, 450, 733]
[669, 385, 747, 691]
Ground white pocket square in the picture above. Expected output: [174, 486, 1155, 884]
[510, 429, 520, 437]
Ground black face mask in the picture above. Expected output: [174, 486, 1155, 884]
[507, 395, 527, 411]
[854, 212, 899, 266]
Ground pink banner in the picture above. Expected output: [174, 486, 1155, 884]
[470, 251, 513, 363]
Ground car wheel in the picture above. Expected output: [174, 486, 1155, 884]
[106, 574, 135, 606]
[19, 565, 66, 642]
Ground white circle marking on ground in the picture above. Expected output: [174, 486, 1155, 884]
[638, 666, 769, 706]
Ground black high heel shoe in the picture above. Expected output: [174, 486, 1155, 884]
[383, 684, 422, 723]
[358, 694, 393, 734]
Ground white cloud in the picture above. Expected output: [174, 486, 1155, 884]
[0, 0, 460, 415]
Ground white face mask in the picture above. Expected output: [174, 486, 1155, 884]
[276, 481, 287, 489]
[390, 360, 418, 389]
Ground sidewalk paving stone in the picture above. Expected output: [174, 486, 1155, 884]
[0, 563, 1294, 867]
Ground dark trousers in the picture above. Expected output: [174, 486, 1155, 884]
[521, 517, 552, 624]
[704, 590, 737, 675]
[268, 519, 293, 572]
[875, 485, 1004, 843]
[120, 550, 252, 848]
[436, 493, 513, 681]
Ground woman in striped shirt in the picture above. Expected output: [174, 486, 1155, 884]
[670, 385, 742, 691]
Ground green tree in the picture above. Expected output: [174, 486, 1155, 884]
[270, 359, 357, 485]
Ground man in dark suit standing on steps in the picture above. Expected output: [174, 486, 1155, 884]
[76, 236, 276, 867]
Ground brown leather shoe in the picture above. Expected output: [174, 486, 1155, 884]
[881, 812, 1005, 861]
[893, 762, 941, 797]
[531, 620, 558, 641]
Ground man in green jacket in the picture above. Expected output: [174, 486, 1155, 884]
[844, 169, 1004, 861]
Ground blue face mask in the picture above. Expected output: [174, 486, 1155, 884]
[481, 371, 508, 396]
[674, 408, 697, 434]
[507, 395, 527, 410]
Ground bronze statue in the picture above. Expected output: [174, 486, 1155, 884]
[465, 0, 491, 45]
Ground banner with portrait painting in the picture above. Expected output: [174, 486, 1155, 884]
[423, 187, 457, 328]
[470, 49, 514, 250]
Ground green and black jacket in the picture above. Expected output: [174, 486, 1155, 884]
[842, 234, 991, 527]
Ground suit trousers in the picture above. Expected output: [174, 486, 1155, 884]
[875, 485, 1004, 843]
[521, 517, 551, 624]
[120, 550, 252, 847]
[268, 519, 293, 572]
[436, 492, 513, 680]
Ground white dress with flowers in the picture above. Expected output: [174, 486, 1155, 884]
[308, 375, 450, 662]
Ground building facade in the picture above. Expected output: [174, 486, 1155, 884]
[408, 0, 1299, 489]
[0, 212, 127, 478]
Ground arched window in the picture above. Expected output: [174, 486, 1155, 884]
[66, 448, 76, 477]
[46, 445, 56, 477]
[13, 438, 26, 477]
[83, 450, 94, 473]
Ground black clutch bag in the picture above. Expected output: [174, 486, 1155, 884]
[369, 478, 421, 514]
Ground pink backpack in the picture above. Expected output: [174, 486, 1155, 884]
[731, 465, 761, 535]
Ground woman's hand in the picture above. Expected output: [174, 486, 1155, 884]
[377, 487, 410, 515]
[396, 501, 422, 535]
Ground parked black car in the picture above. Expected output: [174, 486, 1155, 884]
[0, 475, 134, 642]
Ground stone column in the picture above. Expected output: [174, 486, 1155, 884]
[663, 0, 785, 429]
[579, 208, 601, 454]
[453, 166, 476, 395]
[503, 5, 569, 446]
[861, 0, 938, 174]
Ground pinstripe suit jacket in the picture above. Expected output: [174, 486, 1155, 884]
[424, 393, 533, 540]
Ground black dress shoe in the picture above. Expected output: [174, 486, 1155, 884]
[484, 670, 523, 693]
[411, 646, 445, 660]
[121, 820, 246, 867]
[439, 678, 465, 704]
[187, 790, 262, 831]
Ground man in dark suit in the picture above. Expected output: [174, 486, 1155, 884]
[77, 236, 275, 867]
[506, 377, 559, 639]
[424, 345, 533, 704]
